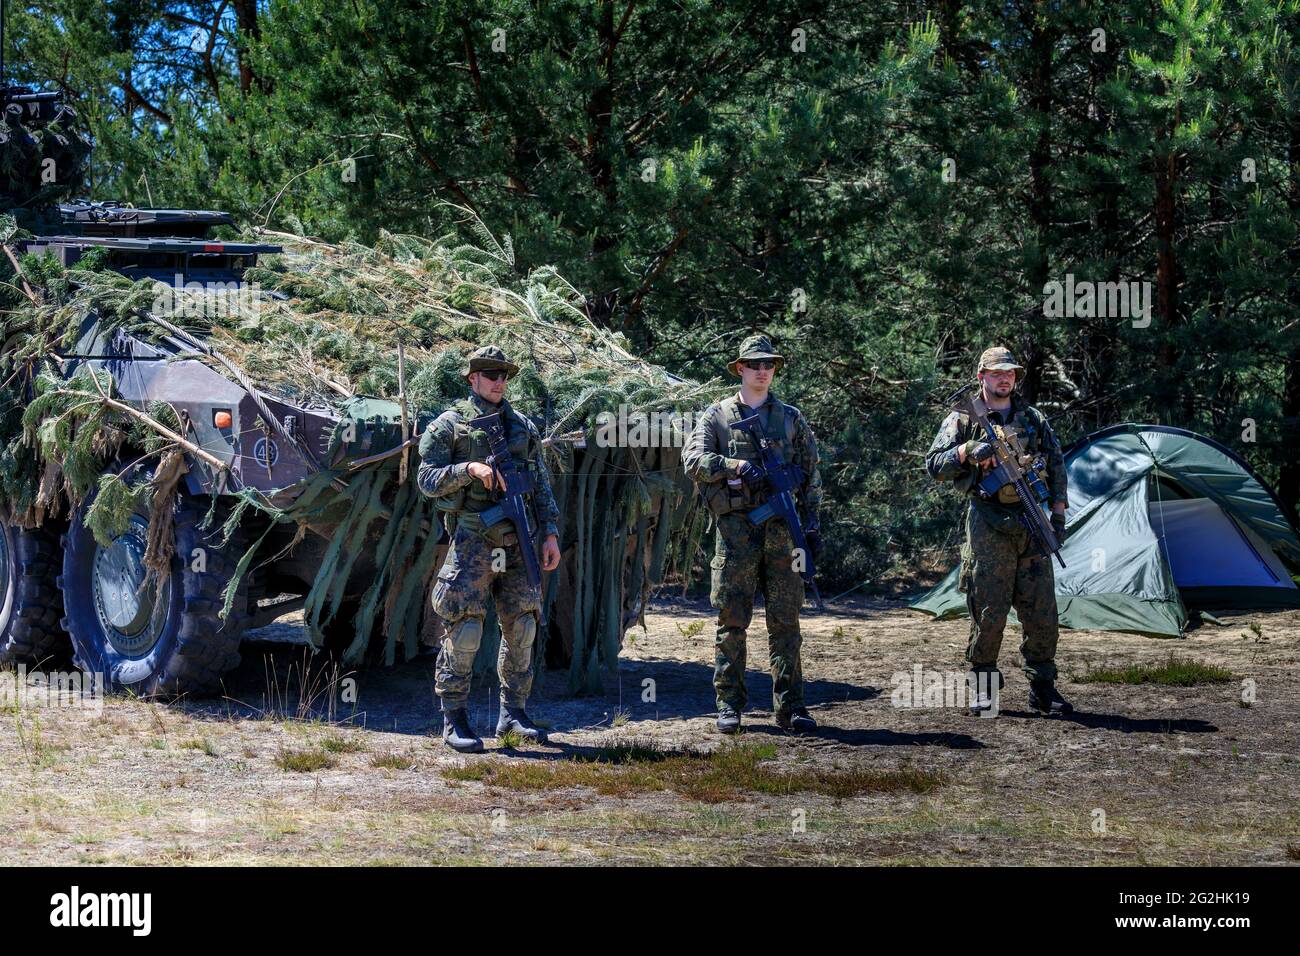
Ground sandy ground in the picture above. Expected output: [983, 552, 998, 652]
[1, 597, 1297, 866]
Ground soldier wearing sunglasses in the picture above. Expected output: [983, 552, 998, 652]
[683, 334, 823, 735]
[418, 346, 562, 752]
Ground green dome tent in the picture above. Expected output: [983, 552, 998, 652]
[910, 425, 1300, 637]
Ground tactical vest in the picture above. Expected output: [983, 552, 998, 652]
[438, 399, 543, 538]
[700, 395, 798, 517]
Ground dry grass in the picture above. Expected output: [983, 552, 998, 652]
[370, 752, 415, 770]
[444, 739, 946, 803]
[319, 732, 363, 754]
[273, 747, 337, 772]
[178, 736, 219, 756]
[2, 603, 1297, 865]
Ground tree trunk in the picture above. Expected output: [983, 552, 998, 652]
[587, 0, 619, 327]
[1019, 2, 1053, 407]
[1153, 149, 1180, 422]
[233, 0, 265, 94]
[1279, 115, 1300, 523]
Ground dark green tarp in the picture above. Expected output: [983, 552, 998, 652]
[910, 425, 1300, 637]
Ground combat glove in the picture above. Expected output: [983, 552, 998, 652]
[1051, 513, 1067, 543]
[963, 440, 995, 464]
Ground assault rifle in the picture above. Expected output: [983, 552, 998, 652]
[730, 414, 824, 609]
[468, 411, 542, 589]
[948, 384, 1065, 568]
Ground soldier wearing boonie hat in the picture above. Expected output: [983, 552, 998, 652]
[682, 333, 823, 736]
[924, 345, 1074, 717]
[417, 345, 562, 752]
[463, 344, 520, 380]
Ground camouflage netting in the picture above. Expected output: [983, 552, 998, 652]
[0, 206, 724, 692]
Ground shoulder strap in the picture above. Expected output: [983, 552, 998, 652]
[769, 398, 798, 445]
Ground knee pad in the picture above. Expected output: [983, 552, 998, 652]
[445, 616, 484, 667]
[512, 613, 538, 654]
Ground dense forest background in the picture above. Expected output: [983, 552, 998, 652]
[8, 0, 1300, 595]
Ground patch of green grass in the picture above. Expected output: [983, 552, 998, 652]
[319, 732, 363, 754]
[179, 736, 219, 756]
[1075, 655, 1234, 687]
[444, 739, 945, 803]
[370, 752, 415, 770]
[274, 747, 337, 772]
[675, 620, 706, 641]
[497, 728, 527, 749]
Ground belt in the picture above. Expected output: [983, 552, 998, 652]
[456, 509, 523, 547]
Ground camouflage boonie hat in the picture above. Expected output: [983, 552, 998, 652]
[464, 345, 520, 381]
[977, 346, 1024, 377]
[727, 333, 785, 376]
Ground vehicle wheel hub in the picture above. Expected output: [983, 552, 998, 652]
[93, 515, 170, 657]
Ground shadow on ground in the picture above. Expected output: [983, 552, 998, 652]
[119, 602, 1219, 749]
[170, 630, 883, 741]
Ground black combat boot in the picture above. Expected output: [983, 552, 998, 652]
[496, 706, 549, 744]
[775, 707, 817, 733]
[442, 708, 484, 753]
[968, 667, 1003, 717]
[717, 705, 742, 735]
[1028, 680, 1074, 716]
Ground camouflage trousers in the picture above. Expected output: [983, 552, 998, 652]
[959, 502, 1059, 681]
[708, 512, 806, 714]
[431, 524, 542, 711]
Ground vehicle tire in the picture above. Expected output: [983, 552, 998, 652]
[0, 516, 70, 668]
[59, 485, 250, 697]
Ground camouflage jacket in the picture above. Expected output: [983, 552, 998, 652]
[682, 391, 822, 532]
[924, 395, 1068, 524]
[417, 392, 561, 540]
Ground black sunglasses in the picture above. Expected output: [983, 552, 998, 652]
[477, 369, 509, 382]
[742, 360, 776, 371]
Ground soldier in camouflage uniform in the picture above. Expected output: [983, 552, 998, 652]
[683, 334, 823, 735]
[418, 346, 563, 752]
[924, 346, 1074, 716]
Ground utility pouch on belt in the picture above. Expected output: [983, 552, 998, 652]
[703, 476, 752, 516]
[455, 509, 518, 548]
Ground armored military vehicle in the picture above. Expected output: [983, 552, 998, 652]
[1, 83, 420, 695]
